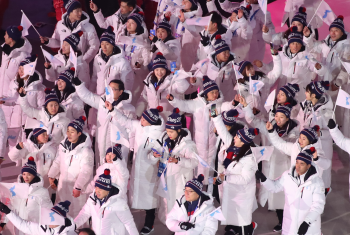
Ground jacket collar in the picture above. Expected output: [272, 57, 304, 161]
[60, 11, 90, 29]
[1, 37, 32, 58]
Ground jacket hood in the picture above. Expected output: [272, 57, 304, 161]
[1, 37, 32, 57]
[62, 132, 92, 153]
[17, 174, 44, 192]
[289, 164, 319, 182]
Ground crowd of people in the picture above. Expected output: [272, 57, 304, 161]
[0, 0, 349, 234]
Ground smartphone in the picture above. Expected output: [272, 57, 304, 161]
[151, 148, 160, 155]
[270, 42, 275, 54]
[150, 29, 156, 36]
[210, 104, 216, 117]
[170, 61, 176, 72]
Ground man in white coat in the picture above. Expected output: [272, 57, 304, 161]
[256, 148, 326, 235]
[75, 169, 138, 235]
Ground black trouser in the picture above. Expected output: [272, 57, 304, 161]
[224, 223, 254, 235]
[276, 209, 283, 225]
[144, 208, 156, 228]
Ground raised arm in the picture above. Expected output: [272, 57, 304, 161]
[74, 148, 94, 191]
[18, 95, 41, 120]
[75, 82, 101, 109]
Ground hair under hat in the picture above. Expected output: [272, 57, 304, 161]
[152, 52, 168, 70]
[64, 0, 82, 15]
[185, 174, 204, 196]
[296, 147, 315, 165]
[20, 54, 37, 67]
[276, 102, 293, 119]
[291, 7, 307, 27]
[21, 157, 37, 176]
[32, 128, 47, 138]
[44, 88, 59, 107]
[51, 200, 71, 218]
[238, 60, 251, 74]
[308, 81, 329, 99]
[58, 67, 75, 87]
[280, 83, 299, 99]
[95, 169, 112, 191]
[106, 144, 122, 161]
[157, 15, 172, 34]
[288, 26, 303, 46]
[202, 76, 219, 96]
[237, 127, 259, 144]
[300, 125, 319, 144]
[329, 15, 345, 34]
[222, 109, 239, 126]
[142, 106, 163, 125]
[166, 108, 182, 130]
[213, 35, 230, 55]
[6, 25, 23, 42]
[63, 31, 83, 53]
[68, 116, 86, 133]
[100, 26, 115, 46]
[233, 4, 252, 20]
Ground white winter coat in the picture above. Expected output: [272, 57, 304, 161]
[46, 12, 99, 63]
[18, 96, 70, 148]
[262, 164, 325, 235]
[53, 89, 85, 121]
[0, 107, 7, 159]
[329, 126, 350, 154]
[47, 133, 94, 218]
[166, 193, 218, 235]
[75, 82, 135, 165]
[136, 72, 190, 121]
[110, 108, 165, 209]
[0, 37, 32, 98]
[8, 132, 57, 188]
[150, 37, 182, 71]
[152, 129, 199, 223]
[92, 48, 134, 95]
[74, 185, 138, 235]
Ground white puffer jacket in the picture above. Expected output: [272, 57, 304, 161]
[136, 72, 190, 121]
[110, 108, 165, 210]
[8, 132, 57, 188]
[18, 96, 70, 148]
[74, 185, 138, 235]
[0, 107, 7, 159]
[150, 37, 182, 71]
[329, 126, 350, 154]
[262, 164, 325, 235]
[75, 82, 135, 165]
[92, 48, 134, 95]
[152, 129, 199, 223]
[46, 12, 99, 63]
[0, 37, 32, 98]
[53, 88, 85, 122]
[47, 133, 94, 218]
[166, 193, 218, 235]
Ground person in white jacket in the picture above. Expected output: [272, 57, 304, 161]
[151, 108, 199, 224]
[1, 157, 53, 235]
[166, 174, 218, 235]
[0, 107, 6, 166]
[105, 103, 165, 235]
[136, 52, 190, 121]
[85, 144, 129, 200]
[0, 200, 76, 235]
[73, 77, 136, 166]
[256, 148, 326, 235]
[40, 0, 99, 64]
[47, 116, 94, 219]
[8, 128, 57, 188]
[0, 25, 31, 99]
[75, 169, 138, 235]
[1, 54, 45, 135]
[50, 68, 85, 121]
[44, 31, 90, 87]
[18, 89, 70, 148]
[91, 26, 134, 94]
[214, 127, 259, 235]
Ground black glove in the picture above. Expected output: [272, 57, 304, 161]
[151, 35, 159, 43]
[167, 94, 174, 101]
[199, 32, 210, 47]
[215, 176, 223, 186]
[223, 158, 233, 169]
[327, 119, 336, 129]
[255, 170, 267, 182]
[297, 221, 309, 234]
[179, 222, 195, 230]
[64, 218, 72, 227]
[0, 202, 11, 215]
[72, 77, 82, 86]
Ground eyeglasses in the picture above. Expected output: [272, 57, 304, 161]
[111, 88, 120, 92]
[183, 189, 195, 194]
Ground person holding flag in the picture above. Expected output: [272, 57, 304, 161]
[214, 127, 259, 235]
[44, 31, 90, 88]
[40, 0, 99, 64]
[1, 54, 46, 138]
[74, 169, 138, 235]
[0, 200, 76, 235]
[0, 157, 53, 235]
[151, 108, 199, 225]
[166, 174, 218, 235]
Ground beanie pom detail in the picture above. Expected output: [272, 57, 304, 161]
[17, 26, 23, 31]
[28, 156, 35, 162]
[44, 88, 52, 94]
[299, 7, 306, 13]
[246, 4, 252, 10]
[81, 116, 86, 122]
[173, 108, 180, 113]
[165, 15, 170, 21]
[157, 106, 163, 112]
[197, 174, 204, 182]
[156, 52, 163, 56]
[77, 31, 83, 37]
[309, 147, 315, 153]
[104, 169, 111, 175]
[254, 128, 259, 135]
[338, 15, 344, 20]
[215, 34, 221, 40]
[313, 125, 320, 132]
[138, 11, 144, 16]
[70, 67, 75, 72]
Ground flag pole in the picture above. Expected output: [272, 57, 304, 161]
[332, 86, 341, 119]
[233, 67, 242, 96]
[21, 10, 41, 37]
[306, 0, 324, 28]
[249, 74, 255, 108]
[40, 46, 48, 63]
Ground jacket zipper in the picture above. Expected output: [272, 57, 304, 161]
[293, 62, 296, 74]
[330, 52, 334, 63]
[222, 71, 225, 83]
[50, 123, 54, 134]
[44, 153, 46, 165]
[69, 155, 73, 166]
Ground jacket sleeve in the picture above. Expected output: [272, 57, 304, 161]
[71, 99, 86, 120]
[47, 149, 61, 179]
[218, 0, 240, 13]
[84, 174, 98, 195]
[120, 62, 135, 91]
[6, 212, 43, 235]
[110, 109, 137, 133]
[155, 40, 179, 61]
[46, 26, 62, 48]
[168, 97, 201, 114]
[115, 202, 139, 235]
[268, 130, 294, 156]
[45, 58, 60, 82]
[113, 160, 130, 195]
[36, 91, 46, 107]
[263, 31, 284, 46]
[94, 10, 115, 30]
[8, 143, 28, 162]
[261, 54, 282, 85]
[212, 115, 233, 148]
[82, 26, 99, 63]
[135, 86, 148, 118]
[261, 173, 285, 193]
[74, 200, 91, 228]
[176, 143, 199, 169]
[90, 57, 99, 93]
[201, 210, 219, 235]
[228, 16, 252, 41]
[166, 202, 186, 232]
[241, 105, 268, 136]
[312, 141, 331, 171]
[225, 157, 257, 185]
[329, 127, 350, 154]
[172, 78, 190, 96]
[0, 124, 7, 158]
[304, 178, 325, 224]
[18, 96, 41, 120]
[74, 148, 94, 190]
[75, 82, 100, 109]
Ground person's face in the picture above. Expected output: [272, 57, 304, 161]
[101, 41, 114, 56]
[78, 232, 89, 235]
[105, 152, 116, 163]
[140, 116, 151, 127]
[37, 131, 49, 144]
[216, 50, 230, 63]
[109, 82, 123, 100]
[22, 172, 35, 183]
[66, 126, 81, 143]
[291, 21, 304, 32]
[57, 79, 67, 91]
[305, 89, 316, 101]
[205, 21, 217, 33]
[298, 134, 310, 148]
[18, 66, 25, 78]
[182, 0, 192, 11]
[275, 112, 289, 128]
[126, 19, 137, 33]
[4, 32, 13, 45]
[234, 134, 244, 147]
[154, 68, 167, 80]
[49, 225, 60, 228]
[289, 42, 302, 54]
[69, 8, 82, 22]
[230, 12, 237, 22]
[61, 41, 71, 55]
[329, 27, 344, 41]
[295, 159, 311, 175]
[46, 101, 59, 115]
[245, 66, 255, 76]
[166, 129, 180, 140]
[156, 28, 168, 40]
[95, 187, 109, 200]
[206, 89, 219, 101]
[184, 186, 199, 201]
[120, 1, 133, 15]
[277, 90, 287, 104]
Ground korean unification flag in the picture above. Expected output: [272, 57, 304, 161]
[110, 122, 130, 148]
[20, 12, 32, 37]
[21, 59, 37, 78]
[251, 146, 274, 162]
[233, 64, 244, 79]
[341, 60, 350, 74]
[316, 0, 335, 26]
[0, 183, 29, 199]
[208, 207, 226, 221]
[156, 171, 169, 199]
[41, 47, 64, 67]
[258, 0, 267, 15]
[40, 207, 65, 225]
[264, 89, 276, 112]
[104, 79, 114, 103]
[7, 127, 21, 148]
[25, 117, 45, 130]
[194, 153, 210, 168]
[249, 77, 264, 95]
[69, 47, 77, 74]
[335, 89, 350, 109]
[186, 16, 212, 26]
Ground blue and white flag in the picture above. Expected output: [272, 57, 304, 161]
[105, 79, 114, 103]
[0, 183, 29, 199]
[110, 122, 130, 148]
[194, 153, 211, 168]
[249, 76, 264, 95]
[316, 0, 335, 26]
[22, 59, 37, 78]
[251, 146, 274, 162]
[258, 0, 267, 15]
[25, 117, 45, 130]
[41, 47, 64, 67]
[186, 16, 211, 26]
[20, 12, 32, 37]
[264, 89, 275, 112]
[40, 207, 65, 225]
[233, 64, 244, 79]
[156, 170, 169, 199]
[208, 207, 226, 221]
[335, 89, 350, 110]
[7, 127, 21, 148]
